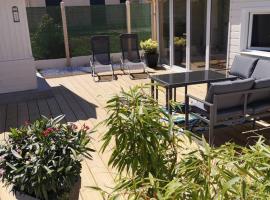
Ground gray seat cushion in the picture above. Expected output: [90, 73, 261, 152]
[205, 78, 254, 110]
[251, 59, 270, 79]
[248, 78, 270, 104]
[191, 101, 252, 121]
[229, 55, 258, 78]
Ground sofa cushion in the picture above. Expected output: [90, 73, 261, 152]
[251, 59, 270, 79]
[249, 78, 270, 103]
[205, 78, 254, 110]
[254, 78, 270, 89]
[229, 55, 258, 78]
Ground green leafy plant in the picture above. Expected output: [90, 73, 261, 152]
[174, 36, 186, 47]
[101, 85, 178, 181]
[100, 136, 270, 199]
[0, 116, 94, 200]
[140, 39, 158, 54]
[32, 15, 65, 60]
[99, 85, 270, 199]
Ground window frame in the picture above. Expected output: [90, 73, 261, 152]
[247, 11, 270, 51]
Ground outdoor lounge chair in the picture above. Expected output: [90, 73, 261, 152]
[120, 33, 147, 79]
[186, 58, 270, 144]
[90, 35, 114, 81]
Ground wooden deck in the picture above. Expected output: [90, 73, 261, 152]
[1, 69, 270, 200]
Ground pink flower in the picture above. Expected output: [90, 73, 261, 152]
[42, 128, 54, 137]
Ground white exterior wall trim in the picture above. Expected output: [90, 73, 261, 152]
[228, 0, 270, 67]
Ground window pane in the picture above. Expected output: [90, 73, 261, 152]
[251, 14, 270, 48]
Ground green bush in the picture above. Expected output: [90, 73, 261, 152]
[31, 15, 65, 60]
[140, 39, 159, 54]
[99, 85, 270, 199]
[174, 36, 186, 47]
[0, 116, 94, 200]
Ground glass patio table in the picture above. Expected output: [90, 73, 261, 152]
[150, 70, 237, 113]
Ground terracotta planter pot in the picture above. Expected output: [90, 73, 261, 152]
[144, 53, 159, 68]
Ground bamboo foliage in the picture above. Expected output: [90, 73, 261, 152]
[99, 85, 270, 199]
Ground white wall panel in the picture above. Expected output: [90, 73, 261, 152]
[228, 0, 270, 65]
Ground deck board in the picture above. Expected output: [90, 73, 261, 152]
[37, 99, 51, 119]
[17, 102, 29, 127]
[5, 104, 17, 130]
[0, 105, 6, 133]
[27, 100, 40, 123]
[1, 70, 270, 199]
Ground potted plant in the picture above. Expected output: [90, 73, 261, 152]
[140, 39, 159, 68]
[174, 36, 186, 65]
[0, 115, 94, 200]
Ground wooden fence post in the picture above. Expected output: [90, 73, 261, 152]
[151, 0, 157, 40]
[60, 2, 71, 67]
[126, 0, 131, 33]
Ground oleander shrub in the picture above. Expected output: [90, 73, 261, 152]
[0, 116, 94, 200]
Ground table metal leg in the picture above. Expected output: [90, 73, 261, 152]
[174, 88, 177, 101]
[151, 80, 154, 98]
[185, 94, 189, 130]
[168, 88, 173, 114]
[166, 88, 169, 110]
[156, 85, 158, 101]
[184, 85, 189, 129]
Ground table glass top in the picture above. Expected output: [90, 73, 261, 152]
[150, 70, 236, 86]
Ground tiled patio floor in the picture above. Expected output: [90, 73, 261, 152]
[1, 69, 270, 200]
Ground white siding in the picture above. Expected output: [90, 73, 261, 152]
[228, 0, 270, 66]
[0, 0, 37, 93]
[0, 0, 33, 61]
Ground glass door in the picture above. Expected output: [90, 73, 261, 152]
[174, 0, 186, 68]
[157, 0, 230, 71]
[209, 0, 230, 71]
[190, 0, 207, 71]
[158, 0, 170, 65]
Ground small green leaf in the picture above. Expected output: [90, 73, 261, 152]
[11, 149, 22, 159]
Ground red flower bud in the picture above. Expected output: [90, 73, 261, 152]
[24, 121, 30, 125]
[82, 124, 90, 131]
[42, 127, 54, 137]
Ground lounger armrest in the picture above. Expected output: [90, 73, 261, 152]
[140, 53, 144, 62]
[120, 57, 124, 65]
[187, 94, 213, 107]
[90, 57, 93, 67]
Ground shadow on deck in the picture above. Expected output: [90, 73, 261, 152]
[0, 84, 98, 132]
